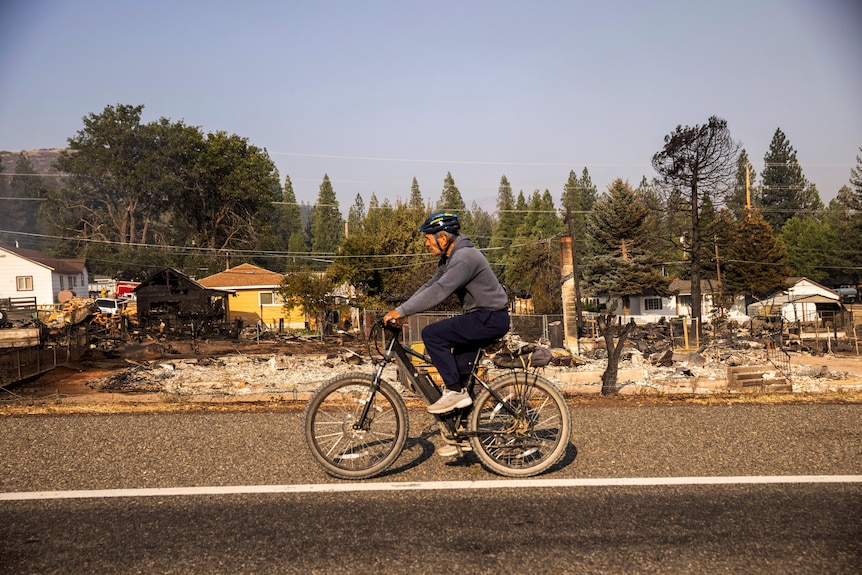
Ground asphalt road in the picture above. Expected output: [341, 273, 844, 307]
[1, 403, 860, 574]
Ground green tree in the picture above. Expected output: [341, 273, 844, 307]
[51, 104, 182, 246]
[488, 175, 517, 274]
[277, 271, 336, 339]
[760, 128, 822, 231]
[347, 193, 365, 236]
[436, 172, 474, 235]
[652, 116, 738, 333]
[584, 179, 670, 395]
[778, 216, 837, 282]
[332, 200, 430, 306]
[0, 153, 45, 247]
[561, 168, 597, 244]
[584, 179, 669, 309]
[851, 147, 862, 197]
[48, 104, 279, 276]
[310, 174, 344, 255]
[722, 208, 789, 295]
[173, 130, 279, 251]
[436, 171, 465, 212]
[470, 202, 494, 249]
[504, 189, 562, 314]
[272, 175, 303, 250]
[409, 177, 424, 209]
[829, 180, 862, 284]
[277, 176, 311, 269]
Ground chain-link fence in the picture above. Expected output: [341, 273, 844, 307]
[358, 309, 563, 345]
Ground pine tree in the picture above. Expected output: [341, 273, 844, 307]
[470, 202, 494, 249]
[504, 190, 561, 314]
[436, 172, 465, 212]
[310, 174, 344, 255]
[761, 128, 822, 231]
[347, 193, 365, 236]
[584, 179, 668, 395]
[272, 175, 304, 251]
[652, 116, 738, 332]
[490, 176, 516, 252]
[584, 179, 669, 309]
[436, 171, 474, 235]
[778, 216, 837, 283]
[561, 168, 597, 244]
[833, 151, 862, 283]
[851, 148, 862, 197]
[723, 208, 789, 294]
[408, 177, 424, 209]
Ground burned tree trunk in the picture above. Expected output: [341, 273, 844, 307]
[598, 314, 637, 396]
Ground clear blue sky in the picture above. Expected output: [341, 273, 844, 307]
[1, 0, 860, 213]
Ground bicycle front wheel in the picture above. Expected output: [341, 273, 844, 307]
[304, 373, 408, 480]
[469, 372, 571, 477]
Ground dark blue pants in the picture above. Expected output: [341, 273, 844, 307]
[421, 309, 510, 391]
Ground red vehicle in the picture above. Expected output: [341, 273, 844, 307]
[115, 281, 140, 298]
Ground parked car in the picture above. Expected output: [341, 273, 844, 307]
[94, 298, 125, 316]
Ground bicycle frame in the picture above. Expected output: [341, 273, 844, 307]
[359, 323, 528, 441]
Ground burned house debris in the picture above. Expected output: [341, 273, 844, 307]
[133, 268, 232, 335]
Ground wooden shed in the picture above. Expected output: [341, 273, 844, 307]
[133, 268, 232, 328]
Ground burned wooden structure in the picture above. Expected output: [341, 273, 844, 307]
[133, 268, 232, 333]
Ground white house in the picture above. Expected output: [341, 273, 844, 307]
[747, 277, 840, 322]
[0, 245, 89, 306]
[602, 279, 748, 324]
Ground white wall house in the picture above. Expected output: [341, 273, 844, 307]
[747, 277, 840, 322]
[602, 279, 749, 324]
[0, 245, 89, 306]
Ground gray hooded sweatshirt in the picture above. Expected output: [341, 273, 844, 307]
[395, 235, 508, 317]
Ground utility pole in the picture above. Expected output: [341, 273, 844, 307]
[745, 163, 751, 211]
[714, 234, 723, 308]
[565, 205, 584, 339]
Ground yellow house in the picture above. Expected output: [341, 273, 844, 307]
[198, 263, 306, 329]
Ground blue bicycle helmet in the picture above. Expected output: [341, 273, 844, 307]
[419, 212, 460, 235]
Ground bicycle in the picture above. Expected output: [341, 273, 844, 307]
[303, 320, 572, 479]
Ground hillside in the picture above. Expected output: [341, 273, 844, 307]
[0, 148, 65, 174]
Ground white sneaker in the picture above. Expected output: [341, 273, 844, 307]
[427, 389, 472, 414]
[437, 443, 473, 457]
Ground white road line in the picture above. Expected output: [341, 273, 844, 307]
[2, 475, 861, 501]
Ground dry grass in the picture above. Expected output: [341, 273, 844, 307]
[564, 388, 862, 407]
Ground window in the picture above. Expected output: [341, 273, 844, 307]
[645, 297, 663, 311]
[16, 276, 33, 291]
[259, 292, 274, 306]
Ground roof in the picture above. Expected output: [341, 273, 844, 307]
[197, 263, 285, 289]
[667, 278, 722, 296]
[788, 294, 840, 305]
[133, 268, 233, 295]
[0, 245, 86, 275]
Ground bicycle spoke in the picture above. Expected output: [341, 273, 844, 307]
[304, 374, 409, 479]
[470, 372, 571, 477]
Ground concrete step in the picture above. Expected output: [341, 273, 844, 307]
[727, 365, 790, 392]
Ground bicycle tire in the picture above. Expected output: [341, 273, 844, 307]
[469, 372, 571, 477]
[304, 373, 409, 480]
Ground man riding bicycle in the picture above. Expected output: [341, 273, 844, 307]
[383, 212, 510, 418]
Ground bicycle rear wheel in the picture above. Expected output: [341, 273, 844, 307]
[304, 373, 408, 480]
[469, 372, 570, 477]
